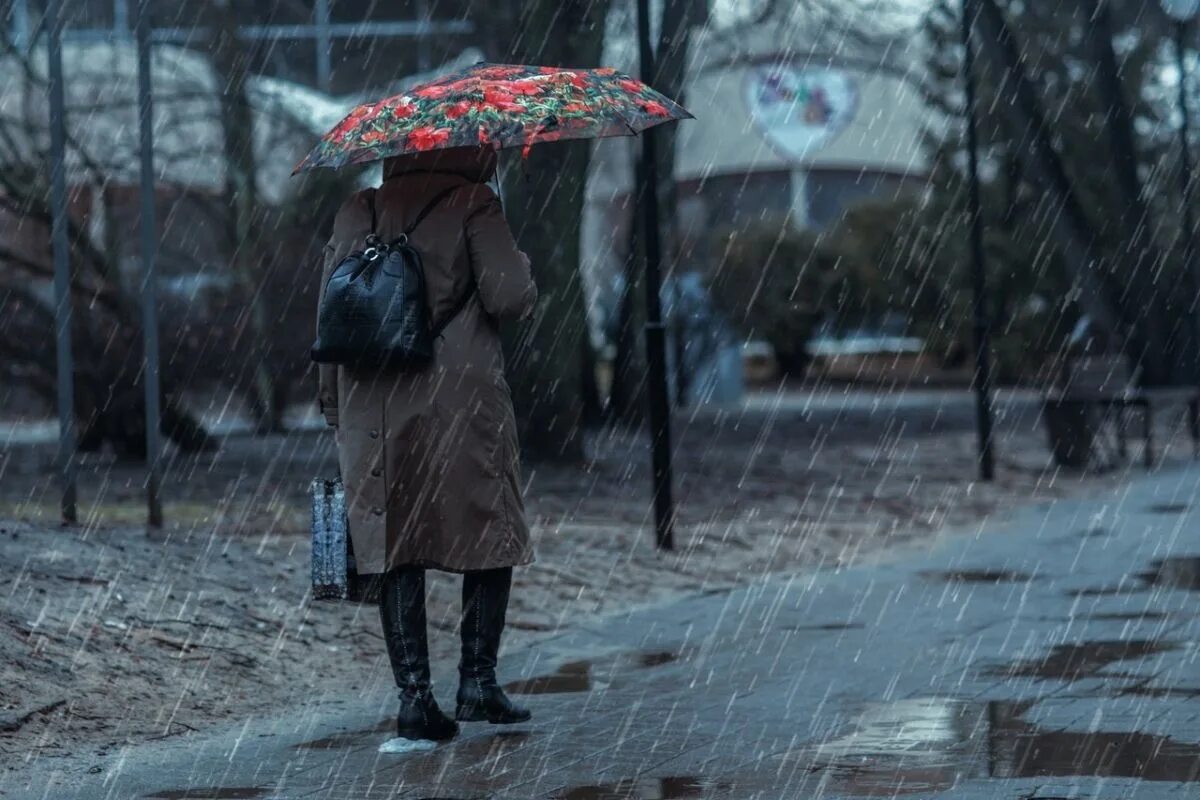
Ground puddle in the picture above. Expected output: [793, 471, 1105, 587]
[144, 790, 270, 800]
[505, 660, 593, 694]
[554, 776, 724, 799]
[506, 648, 688, 696]
[1086, 611, 1170, 621]
[989, 639, 1179, 681]
[1145, 502, 1189, 514]
[636, 650, 683, 667]
[784, 622, 865, 632]
[1078, 526, 1110, 538]
[786, 696, 1200, 795]
[922, 569, 1033, 584]
[1118, 686, 1200, 699]
[293, 718, 392, 749]
[1068, 585, 1142, 597]
[782, 697, 992, 796]
[1138, 556, 1200, 591]
[989, 701, 1200, 782]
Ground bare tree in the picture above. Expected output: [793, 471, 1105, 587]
[208, 0, 285, 432]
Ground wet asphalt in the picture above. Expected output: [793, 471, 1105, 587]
[9, 462, 1199, 799]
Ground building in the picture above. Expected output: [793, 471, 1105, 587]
[582, 16, 939, 391]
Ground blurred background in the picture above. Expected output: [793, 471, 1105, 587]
[2, 0, 1198, 459]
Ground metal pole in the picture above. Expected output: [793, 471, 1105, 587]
[416, 0, 430, 72]
[637, 0, 676, 550]
[11, 0, 30, 50]
[961, 0, 996, 481]
[314, 0, 332, 92]
[1175, 20, 1200, 378]
[135, 0, 163, 527]
[47, 0, 77, 523]
[113, 0, 129, 34]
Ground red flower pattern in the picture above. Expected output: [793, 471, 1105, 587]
[406, 126, 452, 151]
[639, 100, 671, 117]
[295, 63, 691, 173]
[445, 101, 473, 119]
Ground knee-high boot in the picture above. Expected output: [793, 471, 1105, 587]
[379, 567, 458, 741]
[456, 567, 532, 724]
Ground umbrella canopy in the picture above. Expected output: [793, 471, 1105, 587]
[293, 63, 691, 173]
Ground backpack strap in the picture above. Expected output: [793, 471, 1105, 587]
[432, 283, 475, 339]
[404, 183, 480, 339]
[404, 185, 462, 237]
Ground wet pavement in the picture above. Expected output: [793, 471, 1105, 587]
[8, 465, 1200, 799]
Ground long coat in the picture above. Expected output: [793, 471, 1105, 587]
[317, 147, 537, 575]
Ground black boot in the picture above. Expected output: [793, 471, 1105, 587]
[456, 567, 532, 724]
[379, 567, 458, 741]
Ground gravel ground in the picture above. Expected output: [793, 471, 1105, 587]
[1, 387, 1193, 776]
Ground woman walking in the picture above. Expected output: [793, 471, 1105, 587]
[317, 145, 536, 741]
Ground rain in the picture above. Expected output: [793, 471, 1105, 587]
[1, 0, 1198, 798]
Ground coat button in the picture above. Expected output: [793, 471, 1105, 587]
[369, 430, 379, 439]
[372, 507, 384, 516]
[371, 467, 382, 477]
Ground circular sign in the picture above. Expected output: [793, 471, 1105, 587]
[744, 66, 858, 162]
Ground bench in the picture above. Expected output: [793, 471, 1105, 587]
[1049, 354, 1199, 468]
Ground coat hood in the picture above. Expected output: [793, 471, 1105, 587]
[383, 146, 498, 184]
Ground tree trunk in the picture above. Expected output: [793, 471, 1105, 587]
[609, 193, 648, 423]
[1085, 0, 1174, 383]
[973, 0, 1120, 335]
[209, 0, 284, 433]
[490, 0, 610, 461]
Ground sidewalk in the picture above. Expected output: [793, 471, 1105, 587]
[8, 465, 1200, 799]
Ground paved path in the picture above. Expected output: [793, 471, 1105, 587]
[9, 465, 1200, 799]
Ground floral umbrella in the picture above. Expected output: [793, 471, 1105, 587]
[293, 63, 692, 173]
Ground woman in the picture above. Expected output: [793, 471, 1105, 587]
[317, 145, 537, 742]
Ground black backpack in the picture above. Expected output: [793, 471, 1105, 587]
[311, 186, 470, 369]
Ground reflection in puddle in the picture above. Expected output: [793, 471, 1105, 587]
[506, 648, 687, 696]
[555, 776, 724, 799]
[989, 639, 1178, 681]
[293, 718, 392, 749]
[921, 569, 1032, 584]
[989, 702, 1200, 782]
[144, 790, 270, 799]
[1139, 556, 1200, 591]
[787, 696, 1200, 795]
[783, 697, 991, 797]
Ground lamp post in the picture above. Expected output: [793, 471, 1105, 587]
[636, 0, 676, 550]
[960, 0, 996, 481]
[1161, 0, 1200, 377]
[47, 0, 77, 522]
[135, 0, 163, 527]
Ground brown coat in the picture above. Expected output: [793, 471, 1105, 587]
[317, 147, 537, 575]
